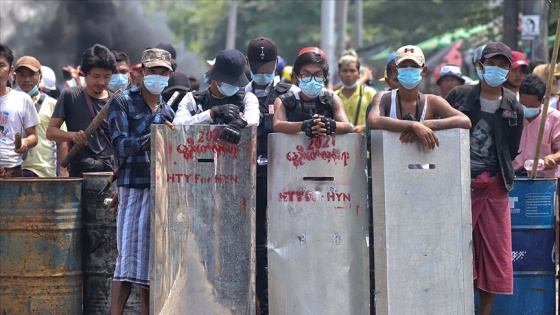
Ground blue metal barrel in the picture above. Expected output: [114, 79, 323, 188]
[490, 178, 557, 314]
[0, 178, 83, 314]
[82, 172, 141, 314]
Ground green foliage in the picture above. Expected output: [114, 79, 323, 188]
[359, 0, 500, 49]
[146, 0, 500, 65]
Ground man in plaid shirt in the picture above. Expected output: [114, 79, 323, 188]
[108, 48, 174, 315]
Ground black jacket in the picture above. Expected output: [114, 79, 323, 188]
[446, 84, 524, 191]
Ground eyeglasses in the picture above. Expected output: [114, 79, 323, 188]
[299, 75, 325, 83]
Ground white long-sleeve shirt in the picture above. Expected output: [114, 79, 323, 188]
[173, 89, 260, 127]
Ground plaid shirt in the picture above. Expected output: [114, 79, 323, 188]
[108, 89, 174, 188]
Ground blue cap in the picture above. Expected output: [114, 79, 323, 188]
[276, 56, 285, 74]
[388, 52, 397, 62]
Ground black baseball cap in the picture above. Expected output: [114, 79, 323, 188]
[206, 49, 249, 86]
[482, 42, 512, 64]
[163, 72, 191, 94]
[156, 42, 177, 59]
[247, 37, 277, 74]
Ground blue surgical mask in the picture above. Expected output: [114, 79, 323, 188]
[217, 82, 240, 97]
[17, 85, 39, 96]
[251, 72, 275, 86]
[482, 65, 509, 87]
[522, 104, 540, 118]
[476, 67, 484, 81]
[108, 73, 129, 91]
[397, 67, 423, 90]
[299, 79, 323, 98]
[342, 81, 358, 89]
[143, 74, 169, 95]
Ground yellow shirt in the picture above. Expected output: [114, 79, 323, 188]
[22, 93, 67, 177]
[336, 85, 376, 126]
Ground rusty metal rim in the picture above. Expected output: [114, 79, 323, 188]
[0, 177, 83, 182]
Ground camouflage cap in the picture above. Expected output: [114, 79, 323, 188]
[141, 48, 172, 71]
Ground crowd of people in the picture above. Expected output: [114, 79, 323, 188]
[1, 36, 559, 315]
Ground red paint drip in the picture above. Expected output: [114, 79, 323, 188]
[242, 196, 247, 218]
[356, 204, 360, 216]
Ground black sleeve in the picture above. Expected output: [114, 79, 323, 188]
[52, 89, 71, 119]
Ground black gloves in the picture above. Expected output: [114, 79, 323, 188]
[321, 117, 337, 135]
[301, 117, 337, 137]
[212, 104, 240, 123]
[219, 118, 248, 144]
[301, 119, 316, 138]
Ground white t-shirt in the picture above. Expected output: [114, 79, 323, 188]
[0, 89, 40, 168]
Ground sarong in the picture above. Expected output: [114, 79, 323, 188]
[471, 172, 513, 294]
[113, 187, 151, 288]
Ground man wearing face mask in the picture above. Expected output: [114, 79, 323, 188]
[14, 56, 68, 177]
[445, 42, 523, 315]
[47, 44, 117, 177]
[273, 47, 353, 136]
[512, 74, 560, 177]
[336, 49, 376, 134]
[471, 44, 486, 85]
[173, 49, 259, 144]
[244, 36, 298, 315]
[108, 51, 131, 92]
[108, 47, 175, 315]
[368, 45, 471, 150]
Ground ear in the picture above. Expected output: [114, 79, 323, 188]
[391, 65, 398, 76]
[421, 66, 428, 75]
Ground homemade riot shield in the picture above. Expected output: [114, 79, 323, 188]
[151, 125, 256, 315]
[268, 134, 370, 315]
[371, 129, 473, 315]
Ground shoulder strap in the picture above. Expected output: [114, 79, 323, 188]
[274, 82, 291, 94]
[419, 93, 427, 121]
[34, 93, 47, 113]
[82, 87, 112, 147]
[354, 85, 364, 126]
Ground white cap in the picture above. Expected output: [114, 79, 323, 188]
[40, 66, 56, 91]
[206, 58, 215, 66]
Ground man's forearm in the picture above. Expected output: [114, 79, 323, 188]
[370, 117, 416, 132]
[421, 117, 471, 130]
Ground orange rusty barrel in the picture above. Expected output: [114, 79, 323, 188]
[0, 178, 83, 314]
[82, 172, 141, 314]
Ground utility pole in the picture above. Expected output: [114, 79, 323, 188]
[321, 0, 335, 83]
[502, 0, 520, 50]
[354, 0, 363, 48]
[521, 0, 549, 62]
[226, 0, 238, 49]
[335, 0, 349, 58]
